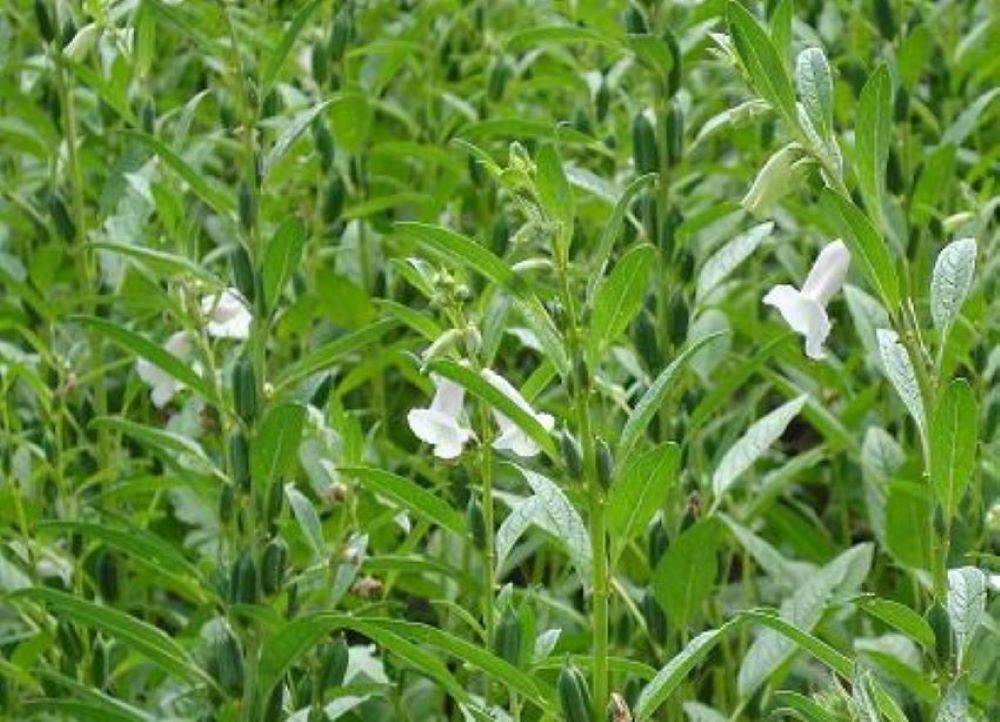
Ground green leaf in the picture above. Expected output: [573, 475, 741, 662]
[947, 566, 986, 664]
[13, 587, 214, 689]
[930, 237, 976, 334]
[535, 144, 574, 229]
[275, 318, 396, 389]
[634, 624, 731, 721]
[252, 402, 306, 493]
[652, 519, 721, 629]
[697, 222, 772, 299]
[616, 332, 726, 462]
[727, 1, 798, 126]
[503, 25, 612, 51]
[123, 131, 235, 216]
[589, 244, 654, 362]
[819, 188, 900, 311]
[857, 597, 935, 650]
[264, 101, 333, 176]
[930, 379, 978, 520]
[89, 417, 218, 478]
[588, 173, 657, 299]
[910, 144, 956, 223]
[86, 242, 219, 285]
[876, 329, 927, 440]
[261, 0, 322, 90]
[795, 48, 834, 139]
[608, 443, 680, 562]
[772, 691, 840, 722]
[885, 481, 932, 569]
[627, 34, 674, 76]
[856, 65, 893, 224]
[940, 87, 999, 147]
[262, 217, 307, 311]
[341, 466, 465, 537]
[285, 484, 325, 558]
[75, 316, 218, 404]
[711, 395, 807, 502]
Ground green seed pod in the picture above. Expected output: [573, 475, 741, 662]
[266, 480, 284, 529]
[659, 206, 683, 259]
[662, 28, 683, 99]
[228, 429, 251, 491]
[494, 608, 522, 666]
[322, 175, 345, 225]
[665, 103, 684, 167]
[230, 549, 258, 605]
[95, 549, 119, 602]
[487, 58, 511, 102]
[90, 637, 108, 688]
[232, 355, 258, 425]
[49, 193, 75, 242]
[926, 602, 952, 668]
[56, 620, 83, 664]
[312, 42, 330, 86]
[641, 589, 666, 642]
[558, 658, 593, 722]
[328, 8, 351, 61]
[490, 214, 510, 256]
[318, 637, 349, 690]
[648, 519, 669, 567]
[141, 100, 155, 134]
[635, 309, 660, 371]
[216, 630, 244, 696]
[219, 100, 235, 130]
[631, 112, 659, 175]
[219, 483, 236, 523]
[312, 118, 335, 171]
[886, 148, 904, 195]
[894, 85, 909, 123]
[467, 497, 487, 551]
[263, 89, 282, 118]
[595, 79, 610, 122]
[231, 244, 256, 305]
[636, 191, 658, 242]
[561, 430, 583, 479]
[624, 3, 648, 34]
[35, 0, 55, 43]
[574, 358, 590, 395]
[261, 538, 288, 595]
[573, 108, 592, 135]
[873, 0, 896, 40]
[238, 180, 255, 232]
[596, 439, 614, 490]
[676, 247, 695, 283]
[666, 291, 689, 346]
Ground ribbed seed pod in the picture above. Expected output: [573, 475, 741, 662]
[595, 79, 610, 122]
[490, 215, 510, 256]
[216, 630, 244, 696]
[230, 549, 258, 605]
[873, 0, 896, 40]
[318, 637, 349, 690]
[312, 41, 329, 86]
[666, 291, 689, 346]
[49, 193, 75, 242]
[467, 497, 487, 551]
[561, 430, 583, 479]
[648, 519, 669, 567]
[631, 112, 659, 175]
[558, 658, 593, 722]
[231, 244, 256, 305]
[266, 480, 284, 529]
[487, 58, 511, 102]
[312, 118, 335, 171]
[322, 175, 345, 225]
[141, 100, 155, 134]
[90, 637, 108, 688]
[35, 0, 55, 42]
[642, 589, 666, 642]
[676, 247, 695, 283]
[494, 608, 522, 666]
[228, 429, 251, 491]
[238, 180, 255, 232]
[95, 549, 119, 602]
[596, 439, 614, 490]
[56, 620, 83, 664]
[219, 483, 236, 523]
[261, 538, 288, 595]
[886, 148, 904, 195]
[665, 103, 684, 167]
[232, 355, 257, 425]
[926, 602, 952, 668]
[635, 309, 660, 371]
[623, 3, 648, 34]
[328, 8, 351, 61]
[662, 28, 683, 99]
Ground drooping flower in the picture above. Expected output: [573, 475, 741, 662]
[136, 331, 192, 408]
[763, 240, 850, 359]
[481, 368, 555, 458]
[201, 288, 252, 340]
[407, 375, 474, 459]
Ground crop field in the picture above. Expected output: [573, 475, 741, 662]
[0, 1, 997, 721]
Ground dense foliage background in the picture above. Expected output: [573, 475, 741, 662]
[0, 1, 997, 721]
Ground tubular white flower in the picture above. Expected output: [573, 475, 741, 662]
[763, 240, 850, 360]
[136, 331, 192, 408]
[481, 368, 554, 458]
[201, 288, 252, 340]
[407, 375, 474, 459]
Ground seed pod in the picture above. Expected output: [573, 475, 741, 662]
[926, 602, 952, 668]
[666, 291, 689, 346]
[494, 608, 522, 666]
[311, 373, 333, 409]
[894, 85, 909, 123]
[573, 108, 592, 135]
[216, 630, 244, 696]
[659, 206, 683, 259]
[219, 483, 236, 523]
[886, 148, 904, 195]
[635, 309, 660, 371]
[228, 430, 251, 491]
[642, 589, 666, 642]
[90, 637, 108, 688]
[662, 28, 682, 99]
[231, 244, 256, 305]
[262, 89, 282, 118]
[312, 42, 329, 86]
[318, 637, 349, 690]
[328, 8, 351, 61]
[322, 175, 345, 225]
[608, 692, 632, 722]
[624, 3, 648, 34]
[677, 247, 695, 283]
[266, 479, 284, 528]
[95, 549, 119, 602]
[631, 112, 659, 175]
[561, 430, 583, 479]
[312, 118, 335, 171]
[648, 519, 669, 567]
[232, 355, 258, 425]
[574, 358, 590, 395]
[261, 538, 288, 595]
[596, 439, 614, 490]
[490, 215, 510, 256]
[230, 549, 258, 605]
[49, 193, 75, 242]
[558, 658, 593, 722]
[467, 497, 487, 551]
[595, 79, 610, 122]
[262, 684, 284, 722]
[665, 103, 684, 167]
[873, 0, 896, 40]
[141, 100, 155, 134]
[487, 58, 511, 102]
[56, 620, 83, 664]
[218, 99, 235, 130]
[35, 0, 55, 43]
[238, 180, 256, 231]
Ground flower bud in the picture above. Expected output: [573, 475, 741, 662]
[596, 439, 614, 490]
[561, 430, 583, 479]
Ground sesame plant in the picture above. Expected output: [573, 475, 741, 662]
[0, 1, 997, 721]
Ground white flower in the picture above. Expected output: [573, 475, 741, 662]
[481, 368, 554, 458]
[407, 375, 474, 459]
[201, 288, 252, 340]
[136, 331, 192, 408]
[763, 240, 850, 359]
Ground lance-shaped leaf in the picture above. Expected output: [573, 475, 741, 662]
[340, 467, 465, 537]
[652, 519, 721, 629]
[929, 379, 977, 520]
[608, 443, 680, 561]
[697, 222, 772, 298]
[727, 2, 798, 127]
[947, 566, 986, 665]
[589, 244, 655, 362]
[796, 47, 834, 140]
[930, 237, 976, 334]
[262, 217, 308, 311]
[856, 65, 893, 224]
[876, 329, 926, 441]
